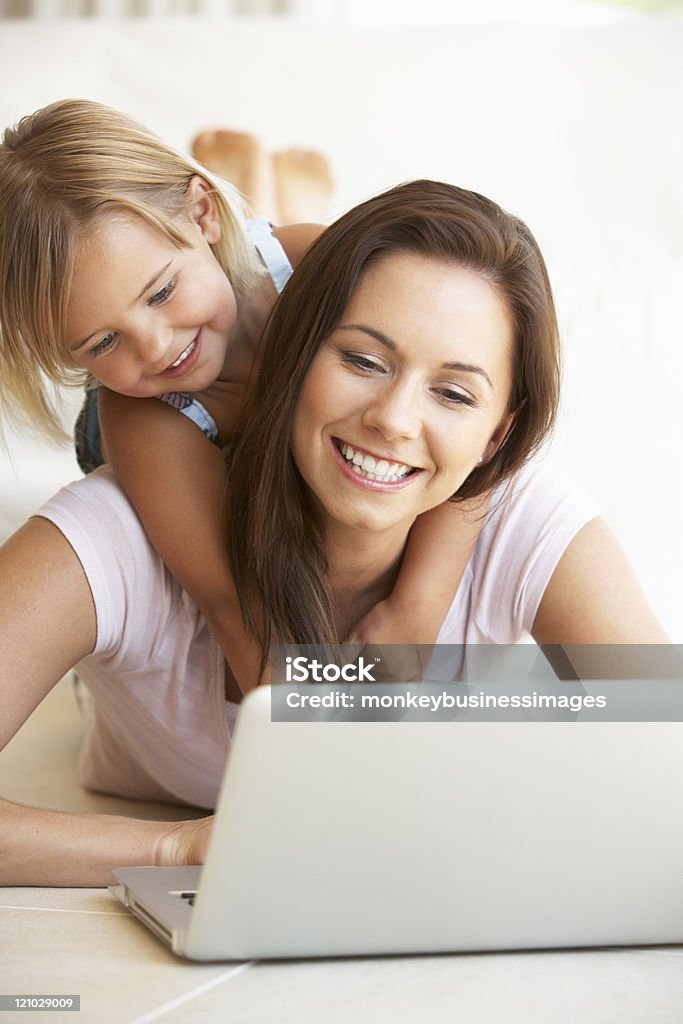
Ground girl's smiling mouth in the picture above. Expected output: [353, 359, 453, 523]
[332, 437, 421, 488]
[160, 332, 202, 379]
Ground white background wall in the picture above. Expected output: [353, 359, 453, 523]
[0, 8, 681, 634]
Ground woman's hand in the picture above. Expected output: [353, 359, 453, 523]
[153, 816, 215, 867]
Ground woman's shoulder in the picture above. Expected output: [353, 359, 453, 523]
[487, 461, 600, 535]
[479, 461, 601, 591]
[37, 467, 201, 660]
[455, 461, 601, 642]
[37, 469, 166, 620]
[38, 465, 136, 525]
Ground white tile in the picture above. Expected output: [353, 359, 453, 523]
[146, 947, 683, 1024]
[0, 903, 237, 1024]
[0, 887, 125, 915]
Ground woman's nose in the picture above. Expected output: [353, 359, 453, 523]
[361, 380, 422, 440]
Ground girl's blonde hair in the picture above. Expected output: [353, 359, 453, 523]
[0, 98, 263, 441]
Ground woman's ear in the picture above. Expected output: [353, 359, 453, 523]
[186, 175, 222, 244]
[481, 405, 522, 464]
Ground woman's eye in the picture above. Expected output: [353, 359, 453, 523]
[90, 332, 117, 357]
[342, 352, 384, 373]
[148, 277, 177, 306]
[434, 386, 476, 408]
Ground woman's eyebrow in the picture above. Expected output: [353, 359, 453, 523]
[69, 260, 174, 351]
[336, 323, 493, 390]
[338, 323, 397, 352]
[442, 360, 493, 390]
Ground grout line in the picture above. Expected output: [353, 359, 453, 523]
[632, 948, 683, 959]
[0, 904, 123, 915]
[127, 961, 255, 1024]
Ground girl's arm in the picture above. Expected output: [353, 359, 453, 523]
[96, 222, 323, 693]
[99, 389, 267, 696]
[0, 517, 211, 886]
[349, 499, 485, 646]
[532, 516, 681, 678]
[274, 222, 325, 265]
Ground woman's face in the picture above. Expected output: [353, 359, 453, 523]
[291, 252, 516, 538]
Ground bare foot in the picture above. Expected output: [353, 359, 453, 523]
[191, 129, 278, 222]
[272, 148, 334, 224]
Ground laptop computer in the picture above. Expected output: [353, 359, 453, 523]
[109, 684, 683, 960]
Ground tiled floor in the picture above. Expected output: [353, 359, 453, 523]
[2, 681, 683, 1023]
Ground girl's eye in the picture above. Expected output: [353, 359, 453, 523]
[90, 332, 117, 357]
[342, 352, 385, 373]
[148, 277, 177, 306]
[433, 386, 476, 408]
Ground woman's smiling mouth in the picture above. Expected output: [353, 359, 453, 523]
[333, 437, 420, 486]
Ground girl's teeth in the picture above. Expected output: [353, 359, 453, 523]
[339, 442, 412, 482]
[170, 341, 195, 368]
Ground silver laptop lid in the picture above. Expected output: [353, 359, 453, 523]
[182, 686, 683, 960]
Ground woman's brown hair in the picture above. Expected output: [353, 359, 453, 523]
[227, 179, 561, 663]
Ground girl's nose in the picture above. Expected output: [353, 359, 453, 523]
[133, 325, 174, 367]
[361, 380, 422, 440]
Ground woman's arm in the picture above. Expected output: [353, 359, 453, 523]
[99, 390, 266, 696]
[0, 517, 95, 748]
[0, 517, 212, 886]
[532, 516, 680, 678]
[0, 800, 212, 888]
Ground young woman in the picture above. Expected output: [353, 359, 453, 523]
[0, 180, 668, 887]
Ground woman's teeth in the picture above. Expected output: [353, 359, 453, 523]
[169, 339, 196, 369]
[339, 442, 414, 483]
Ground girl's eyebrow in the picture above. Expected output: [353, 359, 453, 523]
[69, 260, 174, 351]
[133, 260, 173, 302]
[336, 322, 494, 390]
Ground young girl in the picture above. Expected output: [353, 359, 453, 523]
[0, 99, 485, 696]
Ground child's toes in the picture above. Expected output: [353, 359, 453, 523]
[191, 129, 276, 219]
[272, 148, 334, 224]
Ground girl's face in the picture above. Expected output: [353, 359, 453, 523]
[64, 185, 237, 397]
[291, 252, 516, 539]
